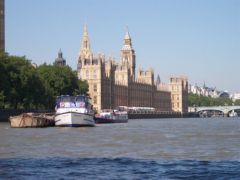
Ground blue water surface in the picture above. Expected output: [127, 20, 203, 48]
[1, 118, 240, 179]
[1, 158, 240, 180]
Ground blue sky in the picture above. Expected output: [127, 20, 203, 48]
[6, 0, 240, 92]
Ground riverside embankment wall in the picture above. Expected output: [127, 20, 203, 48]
[128, 112, 199, 119]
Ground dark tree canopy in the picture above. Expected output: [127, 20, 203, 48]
[0, 52, 88, 110]
[188, 93, 233, 107]
[234, 99, 240, 106]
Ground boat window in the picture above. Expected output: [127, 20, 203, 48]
[60, 96, 75, 102]
[58, 96, 75, 108]
[76, 96, 87, 108]
[56, 96, 91, 109]
[76, 96, 86, 102]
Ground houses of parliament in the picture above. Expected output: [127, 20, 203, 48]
[76, 26, 188, 113]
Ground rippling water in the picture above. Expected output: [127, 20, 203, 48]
[1, 118, 240, 179]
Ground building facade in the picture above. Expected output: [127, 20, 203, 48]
[0, 0, 4, 51]
[169, 76, 188, 112]
[77, 26, 188, 113]
[189, 83, 229, 99]
[231, 93, 240, 102]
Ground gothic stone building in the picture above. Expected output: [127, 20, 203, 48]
[77, 26, 188, 113]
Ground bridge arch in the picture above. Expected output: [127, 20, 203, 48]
[192, 106, 240, 117]
[198, 109, 224, 118]
[218, 92, 230, 98]
[227, 108, 240, 116]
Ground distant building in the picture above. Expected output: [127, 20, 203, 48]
[77, 25, 188, 113]
[231, 93, 240, 102]
[189, 83, 229, 98]
[54, 49, 66, 66]
[189, 84, 218, 97]
[0, 0, 4, 51]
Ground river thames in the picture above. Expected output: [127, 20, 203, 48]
[1, 118, 240, 179]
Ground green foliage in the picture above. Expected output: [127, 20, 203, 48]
[76, 80, 89, 96]
[0, 91, 4, 108]
[37, 64, 88, 109]
[0, 52, 31, 108]
[188, 92, 233, 107]
[0, 52, 88, 110]
[234, 99, 240, 106]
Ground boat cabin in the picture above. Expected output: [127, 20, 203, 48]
[55, 95, 92, 110]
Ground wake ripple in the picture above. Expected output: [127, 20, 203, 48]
[0, 158, 240, 179]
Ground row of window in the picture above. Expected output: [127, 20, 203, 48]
[172, 95, 181, 101]
[85, 70, 98, 79]
[171, 85, 183, 91]
[172, 102, 180, 108]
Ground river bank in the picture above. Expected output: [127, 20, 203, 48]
[0, 109, 199, 122]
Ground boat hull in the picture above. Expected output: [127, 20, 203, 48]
[54, 112, 95, 127]
[94, 117, 128, 124]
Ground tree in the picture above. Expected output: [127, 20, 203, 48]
[0, 91, 4, 108]
[188, 93, 233, 107]
[234, 99, 240, 106]
[0, 53, 46, 109]
[0, 52, 89, 110]
[19, 65, 46, 109]
[0, 53, 25, 108]
[37, 64, 88, 109]
[0, 52, 10, 108]
[75, 80, 89, 95]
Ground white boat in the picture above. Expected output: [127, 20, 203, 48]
[95, 109, 128, 123]
[54, 95, 95, 127]
[229, 110, 238, 117]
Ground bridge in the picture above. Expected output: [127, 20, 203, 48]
[189, 106, 240, 117]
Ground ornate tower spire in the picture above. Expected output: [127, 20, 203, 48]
[77, 25, 93, 79]
[121, 27, 136, 80]
[156, 74, 161, 86]
[79, 24, 92, 60]
[123, 27, 132, 49]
